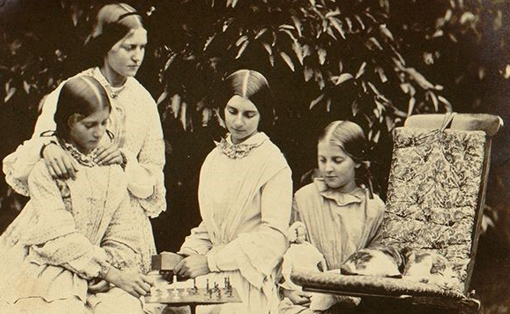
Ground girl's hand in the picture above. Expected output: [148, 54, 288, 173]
[105, 268, 153, 298]
[174, 254, 210, 279]
[42, 143, 78, 180]
[93, 142, 123, 166]
[283, 289, 312, 307]
[88, 278, 110, 293]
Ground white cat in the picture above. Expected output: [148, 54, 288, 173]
[403, 250, 466, 290]
[341, 246, 404, 278]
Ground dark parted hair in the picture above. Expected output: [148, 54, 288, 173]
[54, 76, 111, 140]
[217, 69, 276, 132]
[319, 120, 374, 198]
[83, 3, 145, 68]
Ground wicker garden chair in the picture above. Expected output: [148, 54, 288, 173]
[292, 113, 503, 313]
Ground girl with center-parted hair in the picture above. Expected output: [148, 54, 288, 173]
[3, 2, 165, 275]
[163, 69, 293, 314]
[0, 76, 152, 314]
[279, 120, 385, 314]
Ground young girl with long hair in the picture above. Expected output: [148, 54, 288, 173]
[168, 69, 293, 314]
[0, 76, 152, 314]
[280, 120, 385, 314]
[3, 3, 165, 273]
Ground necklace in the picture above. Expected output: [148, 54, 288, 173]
[93, 68, 127, 99]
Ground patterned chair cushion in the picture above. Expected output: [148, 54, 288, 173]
[376, 127, 486, 293]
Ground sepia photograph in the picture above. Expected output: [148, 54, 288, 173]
[0, 0, 509, 313]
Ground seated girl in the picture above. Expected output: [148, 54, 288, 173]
[0, 76, 152, 314]
[279, 120, 385, 314]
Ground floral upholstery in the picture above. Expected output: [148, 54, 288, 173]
[376, 127, 486, 292]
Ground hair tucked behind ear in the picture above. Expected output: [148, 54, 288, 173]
[319, 120, 374, 198]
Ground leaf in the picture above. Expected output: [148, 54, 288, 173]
[330, 17, 346, 39]
[223, 19, 233, 32]
[4, 87, 16, 103]
[235, 35, 248, 47]
[405, 67, 435, 90]
[157, 90, 169, 105]
[23, 81, 30, 93]
[367, 81, 381, 97]
[262, 42, 272, 56]
[279, 24, 295, 31]
[364, 12, 377, 23]
[428, 91, 439, 111]
[304, 66, 313, 82]
[279, 29, 297, 42]
[164, 54, 177, 72]
[309, 93, 325, 110]
[171, 94, 182, 118]
[204, 34, 216, 51]
[355, 15, 365, 30]
[180, 101, 188, 131]
[269, 55, 275, 67]
[236, 40, 249, 59]
[438, 95, 452, 111]
[202, 108, 212, 126]
[325, 8, 341, 18]
[255, 28, 268, 40]
[355, 62, 367, 79]
[379, 24, 394, 41]
[352, 100, 360, 116]
[335, 73, 353, 85]
[280, 51, 295, 71]
[292, 41, 304, 65]
[318, 48, 326, 65]
[345, 17, 353, 33]
[367, 37, 383, 50]
[407, 97, 416, 117]
[326, 28, 338, 40]
[375, 66, 388, 83]
[315, 70, 325, 89]
[291, 16, 302, 37]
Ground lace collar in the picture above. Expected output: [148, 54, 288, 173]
[92, 67, 127, 99]
[62, 142, 98, 167]
[215, 132, 268, 159]
[313, 178, 363, 206]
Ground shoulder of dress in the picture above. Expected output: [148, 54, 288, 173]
[294, 183, 319, 200]
[127, 78, 155, 99]
[367, 193, 386, 211]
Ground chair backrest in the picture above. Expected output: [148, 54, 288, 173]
[377, 113, 502, 294]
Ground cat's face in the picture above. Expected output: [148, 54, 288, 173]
[403, 250, 465, 290]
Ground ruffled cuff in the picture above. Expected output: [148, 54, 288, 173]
[120, 148, 155, 199]
[66, 246, 112, 280]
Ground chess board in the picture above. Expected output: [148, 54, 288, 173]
[145, 287, 242, 305]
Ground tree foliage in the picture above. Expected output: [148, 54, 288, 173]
[0, 0, 508, 251]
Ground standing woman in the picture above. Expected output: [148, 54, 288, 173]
[3, 3, 165, 273]
[171, 69, 293, 314]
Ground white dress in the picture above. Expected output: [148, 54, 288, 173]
[3, 67, 166, 272]
[0, 145, 145, 314]
[178, 132, 293, 314]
